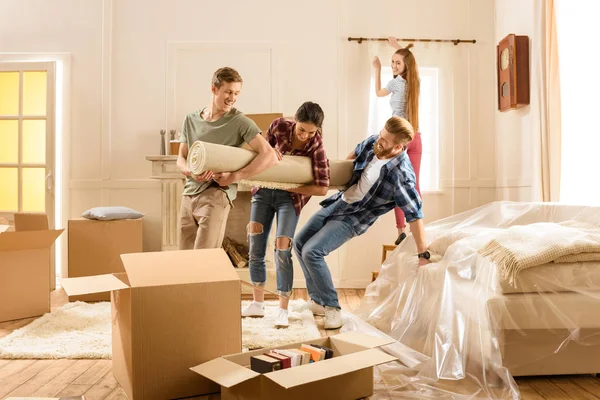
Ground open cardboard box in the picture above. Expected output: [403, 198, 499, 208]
[62, 248, 242, 400]
[191, 331, 397, 400]
[0, 213, 63, 322]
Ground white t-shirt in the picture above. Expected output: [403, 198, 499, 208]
[342, 156, 388, 204]
[385, 75, 407, 118]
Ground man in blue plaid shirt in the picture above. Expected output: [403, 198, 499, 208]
[293, 116, 430, 329]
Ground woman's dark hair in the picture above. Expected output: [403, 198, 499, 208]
[295, 101, 324, 129]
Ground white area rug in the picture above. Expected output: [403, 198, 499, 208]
[0, 301, 111, 359]
[0, 300, 320, 358]
[242, 299, 320, 351]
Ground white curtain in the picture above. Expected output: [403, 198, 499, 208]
[532, 0, 562, 202]
[556, 0, 600, 204]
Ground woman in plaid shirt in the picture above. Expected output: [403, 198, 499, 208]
[242, 102, 331, 328]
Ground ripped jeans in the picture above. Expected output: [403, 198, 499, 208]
[248, 188, 299, 297]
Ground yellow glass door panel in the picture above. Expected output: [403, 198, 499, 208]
[22, 168, 46, 212]
[0, 120, 18, 163]
[0, 168, 18, 211]
[22, 120, 46, 164]
[23, 71, 47, 116]
[0, 72, 19, 115]
[0, 62, 54, 219]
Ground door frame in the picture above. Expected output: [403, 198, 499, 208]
[0, 62, 56, 225]
[0, 53, 72, 288]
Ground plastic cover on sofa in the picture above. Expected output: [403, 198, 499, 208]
[343, 201, 600, 399]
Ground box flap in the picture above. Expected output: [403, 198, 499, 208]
[0, 229, 64, 252]
[61, 274, 130, 296]
[330, 331, 395, 349]
[121, 249, 240, 288]
[14, 212, 49, 231]
[265, 348, 397, 389]
[190, 357, 259, 388]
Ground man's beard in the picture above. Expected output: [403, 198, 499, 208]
[373, 142, 394, 158]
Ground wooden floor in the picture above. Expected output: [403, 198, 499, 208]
[1, 289, 600, 400]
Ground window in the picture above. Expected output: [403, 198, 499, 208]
[556, 1, 600, 204]
[368, 67, 440, 191]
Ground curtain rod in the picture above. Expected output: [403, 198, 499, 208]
[348, 37, 476, 45]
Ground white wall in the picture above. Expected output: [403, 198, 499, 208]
[0, 0, 498, 287]
[494, 0, 542, 202]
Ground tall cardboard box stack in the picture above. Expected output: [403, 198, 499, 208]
[0, 213, 63, 322]
[62, 248, 241, 400]
[191, 331, 397, 400]
[68, 218, 143, 301]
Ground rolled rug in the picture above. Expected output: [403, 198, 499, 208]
[187, 141, 354, 190]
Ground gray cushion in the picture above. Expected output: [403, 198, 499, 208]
[81, 206, 144, 221]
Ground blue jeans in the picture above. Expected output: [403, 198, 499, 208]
[248, 189, 299, 297]
[293, 198, 357, 309]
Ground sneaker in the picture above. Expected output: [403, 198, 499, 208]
[395, 232, 407, 246]
[242, 301, 265, 317]
[324, 306, 343, 330]
[298, 300, 325, 316]
[274, 308, 289, 328]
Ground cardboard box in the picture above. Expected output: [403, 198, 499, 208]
[61, 248, 241, 400]
[191, 331, 397, 400]
[246, 113, 284, 133]
[68, 218, 143, 302]
[0, 214, 63, 322]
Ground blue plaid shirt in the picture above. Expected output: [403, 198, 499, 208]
[320, 135, 423, 235]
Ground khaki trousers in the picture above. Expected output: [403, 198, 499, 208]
[179, 187, 231, 250]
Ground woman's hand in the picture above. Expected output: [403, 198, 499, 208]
[388, 37, 401, 50]
[274, 148, 283, 161]
[372, 56, 382, 70]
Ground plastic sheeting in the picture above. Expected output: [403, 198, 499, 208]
[342, 201, 600, 399]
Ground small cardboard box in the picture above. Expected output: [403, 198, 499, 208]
[0, 214, 63, 322]
[62, 249, 241, 400]
[67, 218, 143, 302]
[191, 331, 397, 400]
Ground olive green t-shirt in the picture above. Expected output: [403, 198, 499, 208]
[180, 108, 260, 200]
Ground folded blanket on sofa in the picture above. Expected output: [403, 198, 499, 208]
[479, 221, 600, 286]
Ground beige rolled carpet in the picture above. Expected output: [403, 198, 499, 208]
[188, 141, 354, 190]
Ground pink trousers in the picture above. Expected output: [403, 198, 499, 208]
[394, 133, 422, 229]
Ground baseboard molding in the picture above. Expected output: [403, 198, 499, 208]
[70, 179, 160, 189]
[293, 278, 371, 289]
[440, 178, 531, 188]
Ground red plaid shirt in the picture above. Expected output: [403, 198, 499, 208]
[251, 118, 330, 215]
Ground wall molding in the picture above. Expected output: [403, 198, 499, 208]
[70, 179, 160, 190]
[101, 0, 113, 180]
[440, 178, 531, 188]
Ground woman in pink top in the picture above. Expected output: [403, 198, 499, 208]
[373, 37, 423, 245]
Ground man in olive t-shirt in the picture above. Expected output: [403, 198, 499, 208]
[177, 67, 277, 250]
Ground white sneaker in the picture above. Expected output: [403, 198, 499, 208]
[324, 306, 343, 330]
[242, 301, 265, 317]
[298, 300, 325, 316]
[274, 308, 289, 328]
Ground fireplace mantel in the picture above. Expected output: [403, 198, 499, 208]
[146, 156, 184, 251]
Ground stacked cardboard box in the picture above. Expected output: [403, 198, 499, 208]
[67, 218, 143, 301]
